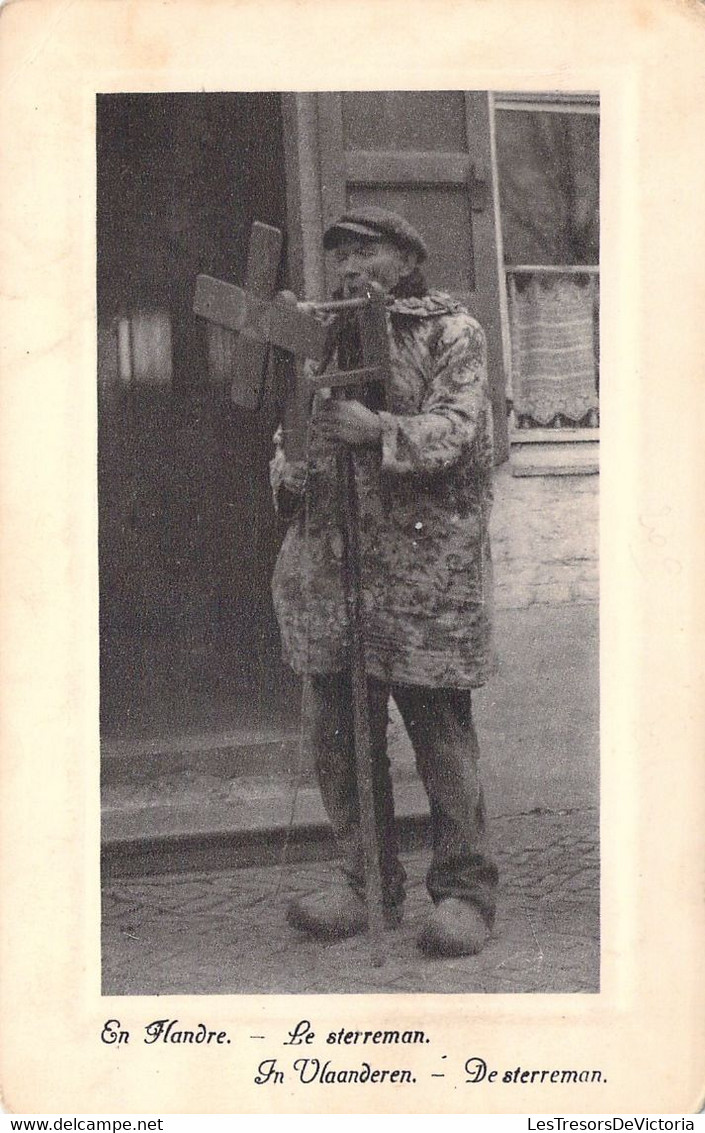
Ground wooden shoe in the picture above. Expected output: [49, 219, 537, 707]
[287, 886, 402, 940]
[417, 898, 489, 957]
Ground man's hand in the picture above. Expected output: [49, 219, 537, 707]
[315, 399, 383, 446]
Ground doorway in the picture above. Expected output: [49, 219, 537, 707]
[97, 93, 300, 743]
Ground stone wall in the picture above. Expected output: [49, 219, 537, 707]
[490, 465, 599, 609]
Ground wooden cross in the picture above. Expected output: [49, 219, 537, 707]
[194, 221, 393, 964]
[193, 222, 391, 459]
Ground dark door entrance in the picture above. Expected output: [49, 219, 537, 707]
[97, 93, 300, 742]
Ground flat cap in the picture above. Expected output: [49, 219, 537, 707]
[323, 206, 428, 263]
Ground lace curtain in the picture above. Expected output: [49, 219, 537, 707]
[508, 273, 599, 428]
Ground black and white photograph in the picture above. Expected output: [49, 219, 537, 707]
[98, 90, 601, 996]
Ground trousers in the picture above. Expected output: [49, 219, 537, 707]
[309, 671, 499, 927]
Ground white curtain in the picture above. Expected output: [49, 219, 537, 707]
[508, 273, 599, 427]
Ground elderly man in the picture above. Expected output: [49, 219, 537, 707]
[270, 206, 498, 957]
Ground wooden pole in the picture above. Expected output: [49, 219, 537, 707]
[341, 282, 393, 966]
[336, 446, 386, 967]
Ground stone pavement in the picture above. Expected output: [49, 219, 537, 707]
[102, 601, 599, 995]
[102, 806, 599, 996]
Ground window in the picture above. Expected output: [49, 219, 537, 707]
[492, 93, 600, 437]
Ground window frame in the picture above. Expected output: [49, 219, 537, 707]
[489, 91, 600, 466]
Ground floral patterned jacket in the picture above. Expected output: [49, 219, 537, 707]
[269, 291, 495, 689]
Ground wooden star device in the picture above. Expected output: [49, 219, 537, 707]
[193, 221, 392, 459]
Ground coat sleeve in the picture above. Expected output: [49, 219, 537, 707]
[377, 312, 493, 476]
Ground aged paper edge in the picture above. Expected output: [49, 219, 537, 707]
[1, 0, 704, 1115]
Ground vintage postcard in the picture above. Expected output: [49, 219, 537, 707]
[1, 0, 704, 1116]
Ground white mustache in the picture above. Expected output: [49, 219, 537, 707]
[341, 276, 368, 296]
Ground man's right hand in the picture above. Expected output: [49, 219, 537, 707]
[278, 458, 308, 494]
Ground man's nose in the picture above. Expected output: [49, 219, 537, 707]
[338, 253, 363, 275]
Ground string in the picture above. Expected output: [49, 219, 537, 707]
[272, 361, 319, 903]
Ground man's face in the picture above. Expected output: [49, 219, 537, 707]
[331, 235, 417, 297]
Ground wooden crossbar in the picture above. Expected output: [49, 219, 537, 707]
[194, 277, 331, 366]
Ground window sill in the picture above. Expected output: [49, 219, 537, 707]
[509, 429, 599, 477]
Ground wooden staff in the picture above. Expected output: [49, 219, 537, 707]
[331, 284, 391, 968]
[336, 441, 386, 967]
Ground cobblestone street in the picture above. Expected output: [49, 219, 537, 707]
[102, 807, 599, 996]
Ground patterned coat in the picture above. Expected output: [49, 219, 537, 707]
[269, 291, 495, 689]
